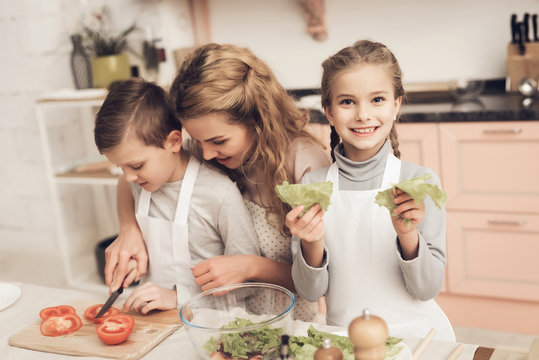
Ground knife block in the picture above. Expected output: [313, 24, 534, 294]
[506, 42, 539, 92]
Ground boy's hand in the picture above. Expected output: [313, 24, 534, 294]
[285, 204, 325, 243]
[105, 225, 148, 293]
[391, 188, 424, 259]
[121, 282, 177, 314]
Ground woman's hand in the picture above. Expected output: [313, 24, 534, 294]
[191, 255, 251, 292]
[121, 282, 177, 314]
[391, 188, 425, 259]
[105, 224, 148, 292]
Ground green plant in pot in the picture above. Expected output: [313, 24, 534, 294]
[84, 21, 136, 89]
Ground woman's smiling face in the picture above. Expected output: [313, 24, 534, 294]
[325, 63, 402, 162]
[181, 112, 254, 169]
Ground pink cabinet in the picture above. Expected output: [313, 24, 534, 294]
[439, 121, 539, 213]
[436, 121, 539, 333]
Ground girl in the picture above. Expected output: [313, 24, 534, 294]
[286, 40, 455, 340]
[106, 43, 331, 321]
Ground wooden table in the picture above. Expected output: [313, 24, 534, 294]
[1, 282, 499, 359]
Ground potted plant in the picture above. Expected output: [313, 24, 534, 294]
[83, 9, 136, 89]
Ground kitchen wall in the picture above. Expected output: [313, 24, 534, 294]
[209, 0, 539, 89]
[0, 0, 194, 257]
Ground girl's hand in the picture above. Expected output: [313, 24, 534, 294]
[105, 224, 148, 293]
[121, 282, 177, 314]
[285, 204, 325, 243]
[191, 255, 251, 292]
[391, 188, 424, 259]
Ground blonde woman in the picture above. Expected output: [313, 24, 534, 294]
[106, 43, 330, 321]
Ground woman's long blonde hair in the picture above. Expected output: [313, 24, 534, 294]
[321, 40, 405, 160]
[170, 43, 322, 234]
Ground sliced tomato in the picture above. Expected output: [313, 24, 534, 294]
[40, 314, 82, 337]
[84, 304, 120, 323]
[39, 305, 77, 320]
[96, 314, 134, 345]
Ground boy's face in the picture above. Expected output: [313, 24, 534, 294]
[105, 131, 183, 192]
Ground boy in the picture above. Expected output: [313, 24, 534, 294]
[94, 78, 259, 313]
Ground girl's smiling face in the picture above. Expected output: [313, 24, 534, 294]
[181, 112, 254, 169]
[325, 63, 402, 162]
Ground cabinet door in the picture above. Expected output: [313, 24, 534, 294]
[446, 210, 539, 301]
[439, 121, 539, 213]
[396, 123, 440, 175]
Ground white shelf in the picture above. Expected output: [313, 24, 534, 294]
[36, 90, 119, 292]
[54, 170, 119, 186]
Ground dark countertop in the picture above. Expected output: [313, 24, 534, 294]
[399, 94, 539, 123]
[291, 80, 539, 124]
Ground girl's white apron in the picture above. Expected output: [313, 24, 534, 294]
[136, 155, 200, 305]
[324, 153, 455, 341]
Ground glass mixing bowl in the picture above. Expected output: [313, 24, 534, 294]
[180, 283, 295, 360]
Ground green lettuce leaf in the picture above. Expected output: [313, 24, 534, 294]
[276, 181, 333, 215]
[374, 173, 447, 224]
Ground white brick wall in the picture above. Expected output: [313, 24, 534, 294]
[0, 0, 194, 262]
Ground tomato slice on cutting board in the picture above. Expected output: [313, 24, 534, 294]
[40, 314, 82, 337]
[84, 304, 120, 323]
[96, 314, 134, 345]
[39, 305, 77, 320]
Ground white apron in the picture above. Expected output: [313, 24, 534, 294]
[324, 154, 455, 341]
[136, 155, 201, 305]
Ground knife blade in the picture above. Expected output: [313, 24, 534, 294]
[95, 286, 123, 319]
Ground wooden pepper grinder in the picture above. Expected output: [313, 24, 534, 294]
[348, 308, 388, 360]
[314, 338, 343, 360]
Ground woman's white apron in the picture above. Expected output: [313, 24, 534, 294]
[136, 155, 200, 305]
[324, 154, 455, 341]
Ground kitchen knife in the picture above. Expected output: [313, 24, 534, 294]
[533, 14, 538, 41]
[518, 22, 526, 55]
[511, 14, 518, 43]
[523, 13, 530, 42]
[95, 286, 123, 319]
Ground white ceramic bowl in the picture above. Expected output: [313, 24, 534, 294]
[180, 283, 295, 360]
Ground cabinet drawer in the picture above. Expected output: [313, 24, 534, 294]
[396, 123, 440, 175]
[446, 211, 539, 301]
[439, 121, 539, 213]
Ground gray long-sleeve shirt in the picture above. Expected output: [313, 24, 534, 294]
[291, 140, 447, 302]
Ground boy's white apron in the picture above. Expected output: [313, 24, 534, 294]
[324, 153, 455, 341]
[136, 155, 200, 305]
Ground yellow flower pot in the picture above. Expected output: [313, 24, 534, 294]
[91, 53, 130, 89]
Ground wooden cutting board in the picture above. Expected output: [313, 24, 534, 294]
[8, 301, 182, 359]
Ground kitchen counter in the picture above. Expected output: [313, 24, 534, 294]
[0, 282, 514, 360]
[400, 94, 539, 123]
[293, 86, 539, 124]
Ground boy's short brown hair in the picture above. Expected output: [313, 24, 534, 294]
[94, 78, 180, 154]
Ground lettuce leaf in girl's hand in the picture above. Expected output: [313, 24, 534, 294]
[374, 173, 447, 224]
[276, 181, 333, 215]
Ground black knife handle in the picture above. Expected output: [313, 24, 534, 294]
[523, 13, 530, 42]
[533, 14, 538, 42]
[518, 22, 526, 55]
[511, 14, 518, 43]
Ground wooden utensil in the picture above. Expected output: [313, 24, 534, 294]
[9, 301, 182, 360]
[412, 328, 437, 360]
[445, 343, 463, 360]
